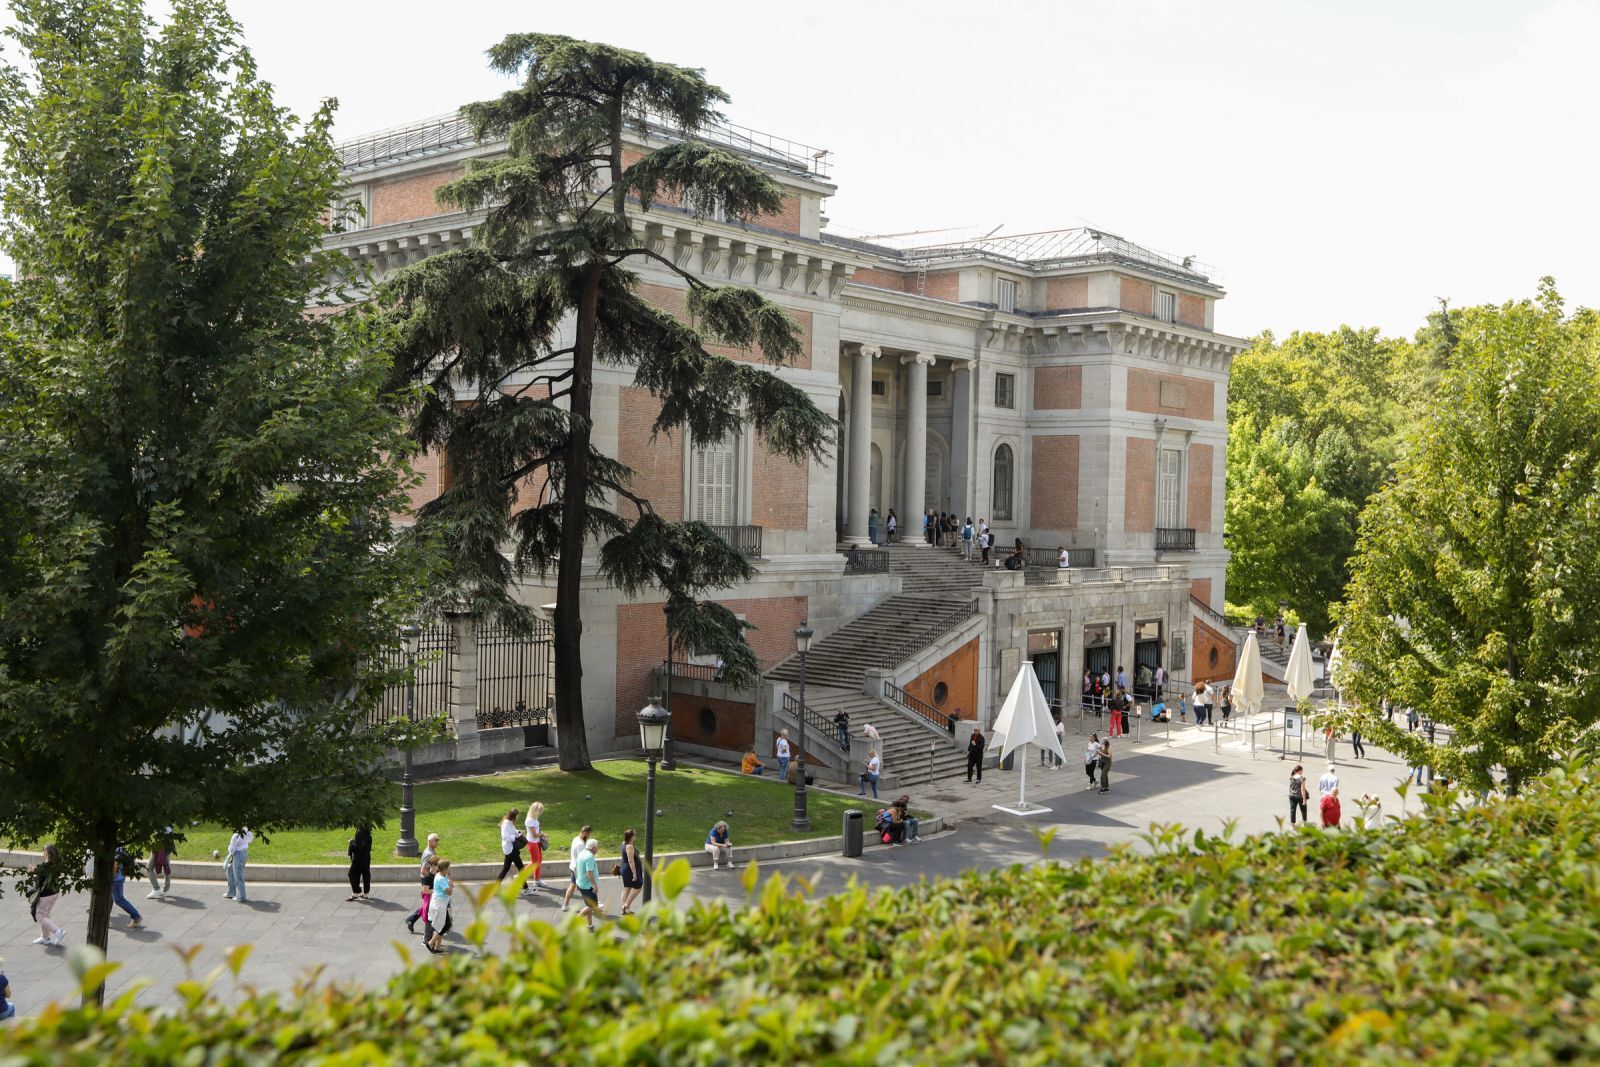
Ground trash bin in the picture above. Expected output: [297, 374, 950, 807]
[842, 809, 864, 857]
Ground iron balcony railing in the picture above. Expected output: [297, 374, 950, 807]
[1024, 546, 1097, 569]
[781, 692, 846, 750]
[1156, 528, 1197, 552]
[843, 547, 890, 574]
[658, 659, 722, 683]
[882, 679, 954, 732]
[710, 524, 763, 559]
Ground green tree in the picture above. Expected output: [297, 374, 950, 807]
[378, 34, 833, 770]
[0, 0, 421, 998]
[1336, 281, 1600, 793]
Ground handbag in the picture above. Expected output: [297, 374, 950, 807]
[513, 832, 528, 852]
[610, 863, 622, 877]
[537, 833, 549, 850]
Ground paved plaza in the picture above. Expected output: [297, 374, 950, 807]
[1, 720, 1427, 1017]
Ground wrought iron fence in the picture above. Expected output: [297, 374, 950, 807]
[1024, 546, 1097, 569]
[476, 618, 554, 729]
[843, 548, 890, 574]
[781, 692, 846, 750]
[709, 524, 763, 558]
[659, 659, 721, 683]
[1156, 527, 1197, 551]
[372, 622, 454, 726]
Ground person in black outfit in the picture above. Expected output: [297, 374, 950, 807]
[965, 727, 986, 783]
[346, 825, 373, 900]
[834, 708, 850, 749]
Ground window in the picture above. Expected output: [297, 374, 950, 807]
[1157, 448, 1183, 529]
[996, 278, 1018, 313]
[932, 682, 949, 706]
[692, 435, 739, 526]
[927, 379, 944, 399]
[871, 378, 887, 401]
[992, 443, 1014, 520]
[329, 189, 368, 233]
[1155, 289, 1178, 323]
[683, 187, 728, 222]
[995, 372, 1016, 410]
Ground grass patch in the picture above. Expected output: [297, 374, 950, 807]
[180, 762, 868, 864]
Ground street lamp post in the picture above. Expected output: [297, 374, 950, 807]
[395, 623, 423, 858]
[637, 696, 670, 904]
[792, 624, 814, 832]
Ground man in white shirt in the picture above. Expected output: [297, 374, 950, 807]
[1058, 546, 1070, 569]
[1318, 765, 1340, 798]
[775, 730, 791, 780]
[560, 825, 592, 912]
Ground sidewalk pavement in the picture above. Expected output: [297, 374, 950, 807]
[0, 721, 1427, 1018]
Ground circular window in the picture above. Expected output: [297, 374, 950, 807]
[932, 682, 949, 706]
[698, 705, 717, 737]
[1208, 647, 1219, 667]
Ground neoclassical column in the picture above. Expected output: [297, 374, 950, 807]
[950, 359, 975, 517]
[901, 352, 935, 546]
[845, 344, 878, 545]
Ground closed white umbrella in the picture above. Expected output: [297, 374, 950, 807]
[988, 661, 1064, 815]
[1231, 631, 1264, 717]
[1286, 622, 1316, 703]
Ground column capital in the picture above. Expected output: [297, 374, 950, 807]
[856, 343, 882, 359]
[901, 351, 937, 367]
[952, 358, 977, 373]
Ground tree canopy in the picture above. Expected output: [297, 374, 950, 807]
[0, 0, 421, 991]
[1335, 281, 1600, 793]
[378, 34, 834, 770]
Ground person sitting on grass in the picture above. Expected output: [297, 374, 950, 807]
[705, 820, 734, 870]
[740, 749, 766, 776]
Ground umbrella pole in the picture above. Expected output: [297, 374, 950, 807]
[1020, 743, 1028, 809]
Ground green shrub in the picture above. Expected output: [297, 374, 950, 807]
[6, 769, 1600, 1064]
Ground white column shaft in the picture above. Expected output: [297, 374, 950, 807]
[903, 355, 930, 546]
[845, 346, 876, 545]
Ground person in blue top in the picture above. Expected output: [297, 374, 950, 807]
[704, 820, 733, 870]
[574, 838, 602, 932]
[0, 956, 14, 1020]
[112, 849, 142, 929]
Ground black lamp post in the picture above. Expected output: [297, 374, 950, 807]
[395, 622, 423, 858]
[792, 623, 814, 832]
[637, 696, 670, 903]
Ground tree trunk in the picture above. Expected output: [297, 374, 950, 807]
[83, 820, 117, 1008]
[552, 261, 602, 772]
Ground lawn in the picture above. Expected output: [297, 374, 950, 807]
[180, 762, 868, 864]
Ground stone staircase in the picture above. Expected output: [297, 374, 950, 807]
[767, 589, 977, 689]
[785, 685, 970, 788]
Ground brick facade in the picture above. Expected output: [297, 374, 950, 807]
[614, 596, 807, 737]
[1178, 293, 1206, 327]
[1046, 275, 1089, 310]
[1186, 443, 1214, 532]
[905, 637, 979, 724]
[1029, 435, 1080, 531]
[1193, 616, 1236, 684]
[1126, 368, 1216, 422]
[1124, 437, 1156, 532]
[754, 194, 802, 235]
[369, 167, 462, 227]
[851, 267, 908, 292]
[1190, 577, 1212, 607]
[920, 271, 959, 302]
[1032, 365, 1083, 410]
[751, 442, 809, 531]
[668, 693, 756, 755]
[1119, 276, 1154, 316]
[617, 388, 684, 520]
[639, 283, 813, 370]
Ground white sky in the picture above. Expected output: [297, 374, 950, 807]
[13, 0, 1600, 339]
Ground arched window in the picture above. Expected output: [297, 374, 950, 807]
[992, 443, 1014, 521]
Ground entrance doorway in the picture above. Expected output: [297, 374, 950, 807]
[1083, 623, 1114, 685]
[1134, 620, 1162, 699]
[1028, 629, 1061, 709]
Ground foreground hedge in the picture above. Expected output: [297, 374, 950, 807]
[5, 771, 1599, 1064]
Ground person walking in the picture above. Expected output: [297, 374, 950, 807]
[1053, 714, 1066, 768]
[111, 849, 142, 929]
[962, 518, 975, 559]
[1320, 784, 1342, 828]
[146, 826, 180, 900]
[1194, 682, 1215, 726]
[775, 729, 792, 781]
[525, 803, 551, 890]
[574, 838, 603, 931]
[1323, 725, 1338, 763]
[868, 507, 879, 545]
[618, 828, 644, 915]
[496, 808, 526, 886]
[345, 825, 372, 901]
[966, 727, 985, 783]
[886, 509, 897, 544]
[1097, 736, 1113, 793]
[224, 826, 252, 903]
[1083, 735, 1101, 790]
[1289, 764, 1309, 824]
[858, 750, 881, 799]
[980, 524, 993, 564]
[27, 844, 65, 947]
[404, 834, 440, 933]
[560, 826, 593, 911]
[1350, 728, 1366, 759]
[1107, 690, 1124, 738]
[834, 708, 850, 750]
[1406, 706, 1420, 733]
[425, 859, 453, 954]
